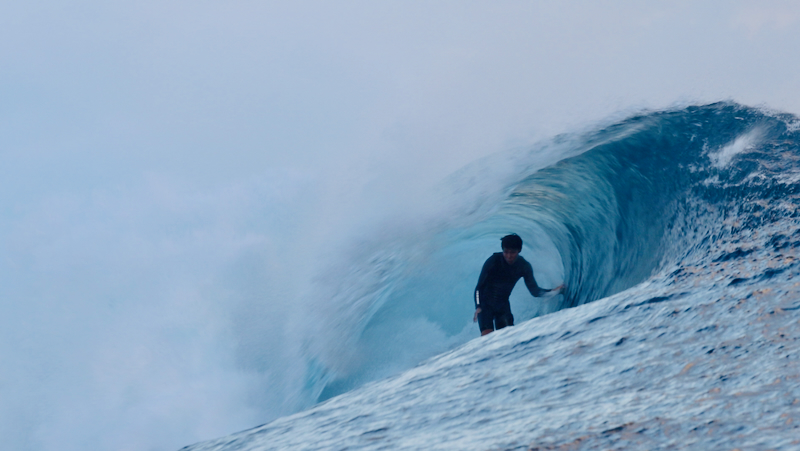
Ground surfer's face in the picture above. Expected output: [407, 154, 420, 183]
[502, 248, 520, 265]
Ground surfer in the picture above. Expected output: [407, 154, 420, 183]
[473, 234, 564, 336]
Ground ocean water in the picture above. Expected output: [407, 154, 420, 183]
[181, 102, 800, 450]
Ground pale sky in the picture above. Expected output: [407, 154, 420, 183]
[3, 1, 799, 202]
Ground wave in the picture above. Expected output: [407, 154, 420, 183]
[300, 102, 800, 405]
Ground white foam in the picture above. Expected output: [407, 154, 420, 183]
[708, 128, 765, 168]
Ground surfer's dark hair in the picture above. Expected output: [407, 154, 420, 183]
[501, 234, 523, 250]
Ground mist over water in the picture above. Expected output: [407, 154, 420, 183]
[0, 137, 566, 450]
[1, 172, 299, 449]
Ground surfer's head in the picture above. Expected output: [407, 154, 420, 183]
[501, 234, 522, 264]
[501, 234, 522, 251]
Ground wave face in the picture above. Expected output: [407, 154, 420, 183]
[295, 102, 800, 405]
[507, 102, 798, 307]
[182, 101, 800, 450]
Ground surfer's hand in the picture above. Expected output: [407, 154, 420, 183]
[473, 308, 481, 323]
[552, 284, 565, 295]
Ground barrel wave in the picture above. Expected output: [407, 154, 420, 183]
[183, 101, 800, 450]
[290, 101, 800, 411]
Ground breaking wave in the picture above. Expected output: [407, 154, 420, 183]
[303, 102, 800, 404]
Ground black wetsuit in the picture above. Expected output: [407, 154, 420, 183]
[474, 253, 550, 332]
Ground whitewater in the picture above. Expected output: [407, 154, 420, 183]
[174, 102, 800, 450]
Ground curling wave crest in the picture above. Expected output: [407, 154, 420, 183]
[184, 102, 800, 450]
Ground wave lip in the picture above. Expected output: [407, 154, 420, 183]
[497, 103, 799, 307]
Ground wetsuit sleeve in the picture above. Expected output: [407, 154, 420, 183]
[523, 261, 549, 297]
[474, 256, 494, 308]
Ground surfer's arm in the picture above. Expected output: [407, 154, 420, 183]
[523, 263, 563, 297]
[474, 256, 494, 309]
